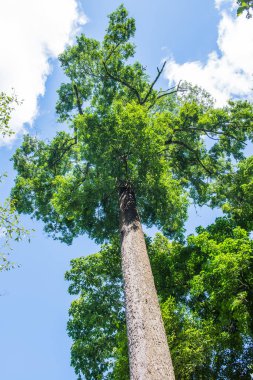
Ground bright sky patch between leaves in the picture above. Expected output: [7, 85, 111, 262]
[0, 0, 86, 145]
[165, 1, 253, 106]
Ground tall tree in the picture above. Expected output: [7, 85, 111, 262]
[11, 6, 253, 378]
[65, 222, 253, 379]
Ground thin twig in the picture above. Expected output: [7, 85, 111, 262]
[173, 126, 247, 146]
[141, 61, 167, 104]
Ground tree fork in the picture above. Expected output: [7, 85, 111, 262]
[119, 184, 175, 380]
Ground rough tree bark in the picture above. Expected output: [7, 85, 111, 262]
[119, 184, 175, 380]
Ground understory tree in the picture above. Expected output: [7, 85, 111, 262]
[11, 5, 253, 378]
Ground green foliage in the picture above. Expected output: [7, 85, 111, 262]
[146, 229, 253, 379]
[237, 0, 253, 18]
[0, 91, 20, 137]
[66, 224, 253, 379]
[65, 239, 125, 379]
[211, 155, 253, 232]
[0, 92, 28, 271]
[184, 225, 253, 374]
[0, 192, 28, 271]
[11, 6, 253, 245]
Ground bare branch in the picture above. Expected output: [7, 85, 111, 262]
[147, 81, 185, 110]
[141, 61, 167, 104]
[157, 80, 185, 100]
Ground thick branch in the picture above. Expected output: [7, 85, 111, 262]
[73, 84, 83, 116]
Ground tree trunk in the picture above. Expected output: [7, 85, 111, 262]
[119, 184, 175, 380]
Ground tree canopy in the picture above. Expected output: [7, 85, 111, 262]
[11, 6, 253, 245]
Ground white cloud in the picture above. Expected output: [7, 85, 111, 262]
[165, 3, 253, 106]
[0, 0, 86, 144]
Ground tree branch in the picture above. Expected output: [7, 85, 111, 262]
[102, 61, 142, 104]
[165, 139, 213, 175]
[104, 42, 122, 63]
[73, 84, 83, 116]
[173, 126, 247, 146]
[48, 140, 77, 169]
[72, 83, 83, 143]
[141, 61, 167, 104]
[148, 81, 185, 110]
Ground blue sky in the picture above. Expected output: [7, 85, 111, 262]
[0, 1, 253, 379]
